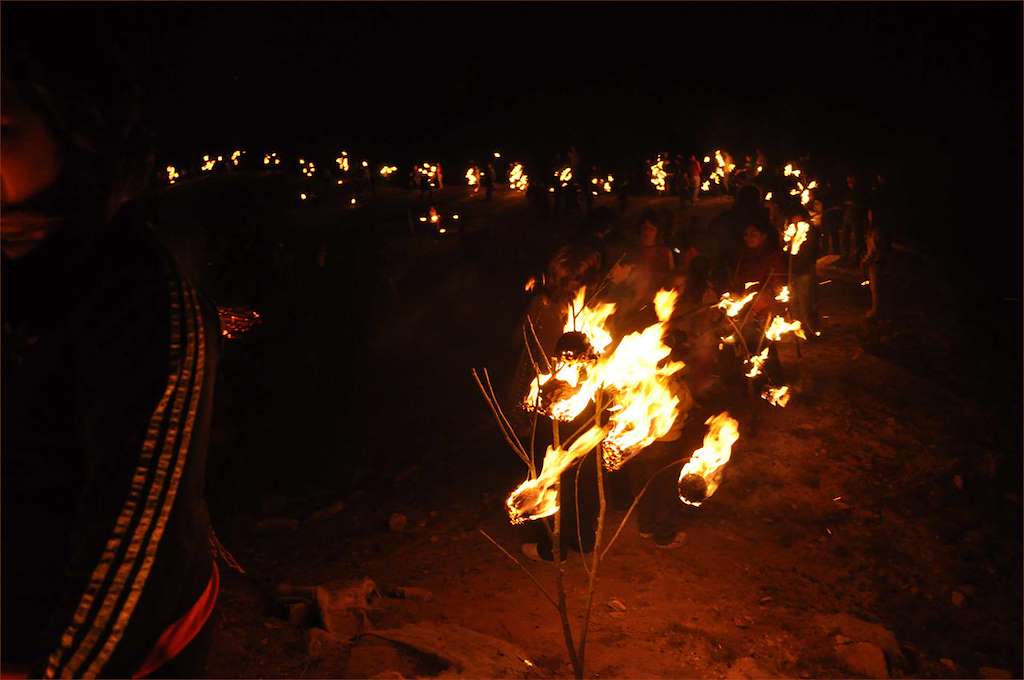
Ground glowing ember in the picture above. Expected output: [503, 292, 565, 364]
[336, 151, 350, 172]
[716, 290, 757, 318]
[761, 385, 791, 407]
[783, 220, 810, 255]
[506, 425, 608, 523]
[299, 158, 317, 178]
[861, 280, 870, 286]
[508, 162, 529, 191]
[677, 412, 739, 506]
[764, 315, 806, 341]
[263, 152, 281, 166]
[165, 165, 180, 184]
[218, 307, 262, 340]
[775, 286, 790, 303]
[230, 149, 245, 166]
[524, 276, 536, 292]
[765, 191, 773, 201]
[379, 165, 397, 177]
[744, 347, 769, 378]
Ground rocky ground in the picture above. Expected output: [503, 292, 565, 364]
[156, 179, 1021, 678]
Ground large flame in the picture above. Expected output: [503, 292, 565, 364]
[565, 288, 616, 355]
[761, 385, 791, 407]
[506, 426, 608, 523]
[508, 163, 529, 191]
[677, 413, 739, 507]
[716, 290, 757, 318]
[599, 304, 685, 469]
[522, 289, 685, 469]
[744, 347, 769, 378]
[783, 220, 810, 255]
[650, 157, 667, 193]
[764, 315, 806, 341]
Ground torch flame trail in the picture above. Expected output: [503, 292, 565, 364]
[677, 413, 739, 507]
[764, 315, 806, 341]
[783, 220, 810, 255]
[506, 426, 608, 523]
[716, 290, 757, 318]
[761, 385, 791, 407]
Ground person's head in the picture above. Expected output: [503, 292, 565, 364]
[2, 15, 145, 258]
[638, 208, 659, 246]
[743, 222, 772, 250]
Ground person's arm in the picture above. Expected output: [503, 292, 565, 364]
[41, 249, 210, 679]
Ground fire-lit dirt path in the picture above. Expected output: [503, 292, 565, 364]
[193, 188, 1020, 679]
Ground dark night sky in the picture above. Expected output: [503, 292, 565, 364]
[7, 3, 1018, 167]
[4, 3, 1021, 261]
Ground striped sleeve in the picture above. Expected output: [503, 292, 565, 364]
[44, 265, 208, 680]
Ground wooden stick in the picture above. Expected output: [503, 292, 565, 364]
[471, 369, 530, 467]
[576, 392, 606, 678]
[526, 314, 552, 373]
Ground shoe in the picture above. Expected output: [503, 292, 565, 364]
[654, 531, 688, 550]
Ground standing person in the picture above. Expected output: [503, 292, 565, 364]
[841, 172, 868, 266]
[483, 161, 495, 201]
[2, 23, 220, 679]
[687, 154, 703, 204]
[863, 171, 895, 319]
[784, 207, 820, 334]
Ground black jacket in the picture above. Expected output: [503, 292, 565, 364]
[2, 213, 219, 678]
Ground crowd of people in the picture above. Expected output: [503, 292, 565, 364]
[503, 155, 897, 559]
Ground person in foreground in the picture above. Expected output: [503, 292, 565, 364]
[2, 20, 220, 679]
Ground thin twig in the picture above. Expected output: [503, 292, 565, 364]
[478, 530, 559, 611]
[576, 392, 606, 676]
[574, 458, 591, 579]
[472, 369, 530, 467]
[552, 472, 581, 676]
[484, 369, 528, 461]
[526, 314, 552, 373]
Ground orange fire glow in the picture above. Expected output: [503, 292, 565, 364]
[677, 412, 739, 507]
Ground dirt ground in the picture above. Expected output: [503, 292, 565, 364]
[163, 180, 1020, 679]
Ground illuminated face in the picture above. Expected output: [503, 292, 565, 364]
[743, 224, 766, 249]
[1, 82, 63, 258]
